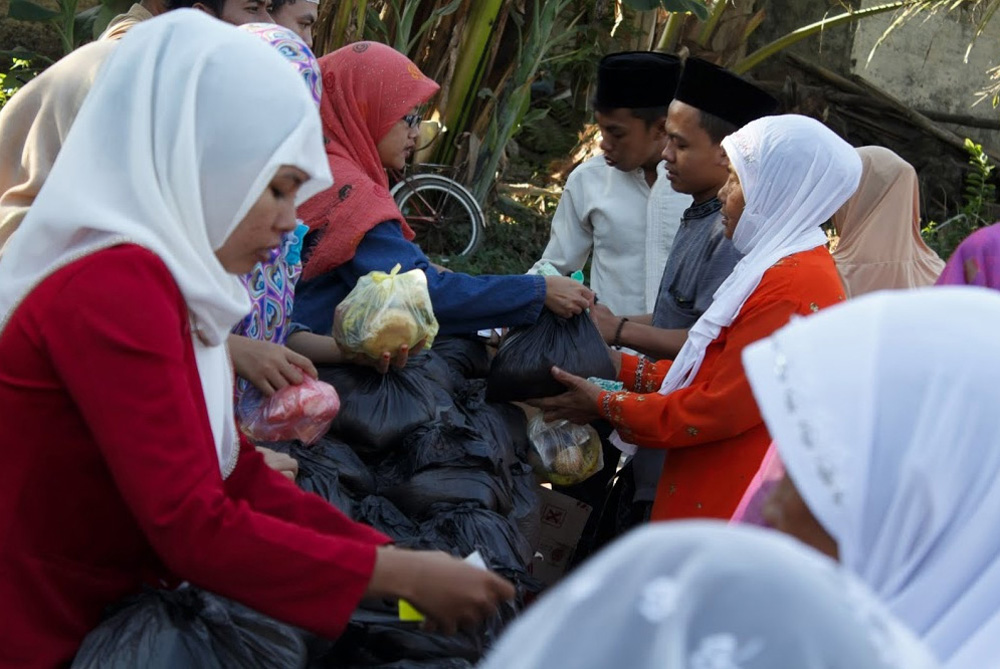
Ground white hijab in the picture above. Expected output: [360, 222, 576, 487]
[743, 287, 1000, 667]
[0, 11, 332, 476]
[657, 115, 861, 395]
[481, 521, 939, 669]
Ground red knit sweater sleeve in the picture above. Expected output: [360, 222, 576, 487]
[225, 435, 390, 546]
[41, 246, 381, 639]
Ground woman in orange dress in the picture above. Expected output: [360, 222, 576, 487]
[533, 115, 860, 522]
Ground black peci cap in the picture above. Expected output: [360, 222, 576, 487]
[674, 57, 778, 128]
[595, 51, 682, 110]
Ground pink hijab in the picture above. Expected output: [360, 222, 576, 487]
[832, 147, 945, 297]
[936, 222, 1000, 288]
[298, 42, 439, 279]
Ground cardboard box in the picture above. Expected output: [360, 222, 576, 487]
[528, 487, 592, 588]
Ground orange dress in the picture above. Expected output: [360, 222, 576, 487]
[597, 246, 845, 521]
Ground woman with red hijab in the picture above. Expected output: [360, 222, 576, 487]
[291, 42, 593, 338]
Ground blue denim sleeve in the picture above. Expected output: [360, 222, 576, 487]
[296, 221, 546, 336]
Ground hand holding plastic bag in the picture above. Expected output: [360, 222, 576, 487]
[333, 263, 439, 360]
[526, 413, 604, 486]
[241, 375, 340, 445]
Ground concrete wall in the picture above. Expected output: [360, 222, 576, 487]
[850, 1, 1000, 151]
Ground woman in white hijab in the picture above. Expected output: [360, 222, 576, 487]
[744, 287, 1000, 667]
[0, 12, 511, 666]
[480, 521, 939, 669]
[532, 115, 857, 522]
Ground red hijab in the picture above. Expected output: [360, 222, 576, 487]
[299, 42, 440, 279]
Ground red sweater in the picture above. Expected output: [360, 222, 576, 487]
[0, 245, 390, 667]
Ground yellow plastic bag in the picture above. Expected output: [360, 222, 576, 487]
[333, 264, 439, 359]
[527, 413, 604, 487]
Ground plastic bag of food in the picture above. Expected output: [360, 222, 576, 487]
[240, 375, 340, 445]
[526, 413, 604, 487]
[333, 263, 439, 359]
[71, 585, 307, 669]
[486, 308, 615, 403]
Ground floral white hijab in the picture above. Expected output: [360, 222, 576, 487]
[480, 521, 938, 669]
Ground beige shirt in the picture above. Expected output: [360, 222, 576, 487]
[99, 3, 154, 41]
[531, 155, 689, 316]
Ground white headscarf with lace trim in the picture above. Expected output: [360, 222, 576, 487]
[744, 287, 1000, 667]
[0, 11, 332, 475]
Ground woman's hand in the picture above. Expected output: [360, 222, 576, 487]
[229, 335, 318, 396]
[367, 547, 516, 635]
[526, 366, 603, 424]
[543, 276, 594, 318]
[350, 339, 427, 374]
[255, 446, 299, 481]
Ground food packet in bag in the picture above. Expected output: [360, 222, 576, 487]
[333, 263, 439, 359]
[527, 413, 604, 487]
[240, 375, 341, 445]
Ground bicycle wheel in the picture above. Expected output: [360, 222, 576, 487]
[390, 173, 485, 258]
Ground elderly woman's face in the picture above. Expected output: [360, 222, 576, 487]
[763, 474, 839, 560]
[718, 161, 745, 239]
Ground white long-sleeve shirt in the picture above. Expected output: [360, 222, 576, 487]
[530, 155, 689, 315]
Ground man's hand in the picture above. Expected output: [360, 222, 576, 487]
[590, 302, 621, 344]
[229, 335, 318, 396]
[526, 366, 603, 424]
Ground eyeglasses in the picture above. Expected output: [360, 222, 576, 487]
[402, 113, 422, 129]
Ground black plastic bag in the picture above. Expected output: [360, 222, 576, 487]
[381, 468, 513, 521]
[416, 505, 532, 574]
[292, 444, 357, 518]
[382, 417, 505, 482]
[430, 336, 491, 379]
[485, 308, 615, 402]
[353, 495, 420, 545]
[319, 356, 454, 460]
[72, 586, 306, 669]
[327, 608, 483, 665]
[452, 380, 524, 472]
[286, 438, 377, 498]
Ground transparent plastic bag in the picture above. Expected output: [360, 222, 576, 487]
[527, 413, 604, 486]
[240, 375, 340, 445]
[333, 263, 439, 359]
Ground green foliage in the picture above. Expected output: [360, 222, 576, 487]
[0, 54, 46, 111]
[429, 193, 558, 275]
[468, 0, 581, 203]
[366, 0, 463, 56]
[620, 0, 710, 21]
[922, 138, 997, 259]
[4, 0, 130, 56]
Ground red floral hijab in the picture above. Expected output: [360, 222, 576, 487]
[299, 42, 440, 279]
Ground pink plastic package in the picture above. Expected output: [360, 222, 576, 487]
[242, 376, 341, 445]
